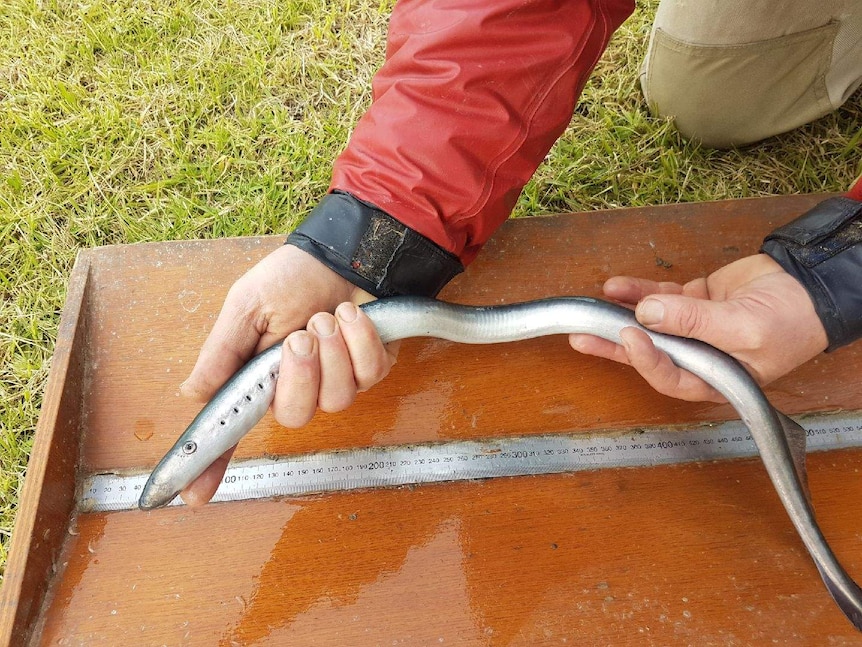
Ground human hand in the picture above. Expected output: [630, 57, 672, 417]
[178, 244, 399, 505]
[568, 254, 828, 403]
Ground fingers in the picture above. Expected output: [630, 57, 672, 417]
[335, 303, 399, 391]
[180, 445, 238, 507]
[602, 276, 684, 304]
[568, 334, 631, 365]
[309, 313, 357, 413]
[569, 329, 724, 402]
[619, 327, 725, 403]
[584, 254, 827, 403]
[274, 330, 321, 428]
[634, 294, 744, 351]
[180, 245, 361, 403]
[272, 304, 395, 427]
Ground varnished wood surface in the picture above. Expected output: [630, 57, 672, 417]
[79, 194, 862, 474]
[35, 450, 862, 646]
[5, 194, 862, 645]
[0, 254, 92, 647]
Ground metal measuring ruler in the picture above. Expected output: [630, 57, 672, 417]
[80, 411, 862, 512]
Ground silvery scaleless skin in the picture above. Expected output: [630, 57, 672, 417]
[139, 296, 862, 629]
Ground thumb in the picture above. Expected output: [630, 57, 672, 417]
[634, 294, 747, 350]
[181, 287, 264, 402]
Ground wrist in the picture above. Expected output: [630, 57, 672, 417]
[760, 195, 862, 351]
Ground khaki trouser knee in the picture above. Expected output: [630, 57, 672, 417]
[641, 1, 862, 149]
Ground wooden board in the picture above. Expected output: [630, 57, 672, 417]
[3, 194, 862, 645]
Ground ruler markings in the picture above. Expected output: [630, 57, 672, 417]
[80, 412, 862, 512]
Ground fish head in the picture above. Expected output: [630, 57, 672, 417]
[138, 470, 182, 511]
[138, 435, 211, 510]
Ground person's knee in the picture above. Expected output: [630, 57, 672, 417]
[641, 25, 840, 149]
[641, 64, 758, 149]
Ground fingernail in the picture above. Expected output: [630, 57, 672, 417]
[336, 302, 358, 323]
[288, 332, 314, 356]
[309, 314, 336, 336]
[638, 299, 665, 326]
[619, 328, 634, 352]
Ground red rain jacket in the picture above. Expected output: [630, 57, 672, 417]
[330, 0, 636, 265]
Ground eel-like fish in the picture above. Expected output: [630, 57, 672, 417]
[139, 297, 862, 629]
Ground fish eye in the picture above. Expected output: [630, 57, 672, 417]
[182, 441, 197, 455]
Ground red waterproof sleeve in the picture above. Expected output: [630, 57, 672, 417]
[330, 0, 635, 265]
[848, 174, 862, 202]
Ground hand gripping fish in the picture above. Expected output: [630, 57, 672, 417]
[140, 297, 862, 629]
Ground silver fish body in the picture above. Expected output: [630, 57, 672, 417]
[139, 344, 282, 509]
[139, 296, 862, 629]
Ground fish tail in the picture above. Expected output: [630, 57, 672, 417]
[820, 567, 862, 631]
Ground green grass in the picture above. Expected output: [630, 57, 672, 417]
[0, 0, 859, 577]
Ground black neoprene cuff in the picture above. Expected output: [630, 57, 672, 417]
[286, 191, 464, 298]
[760, 196, 862, 351]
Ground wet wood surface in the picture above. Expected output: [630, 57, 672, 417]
[0, 255, 91, 647]
[4, 194, 862, 645]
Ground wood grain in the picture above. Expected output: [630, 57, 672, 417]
[0, 252, 92, 647]
[34, 450, 862, 645]
[77, 195, 862, 474]
[4, 194, 862, 645]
